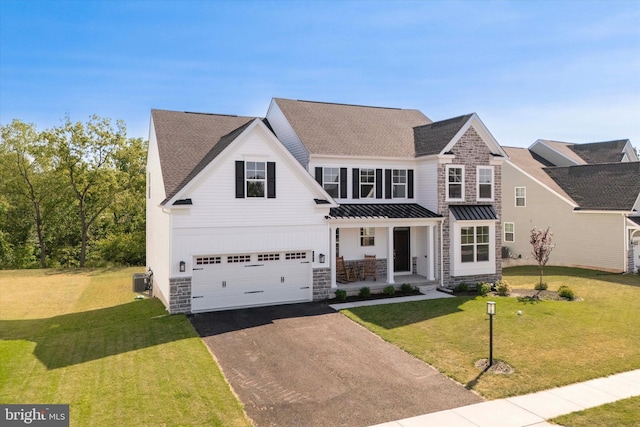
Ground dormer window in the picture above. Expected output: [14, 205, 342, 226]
[323, 167, 340, 198]
[393, 169, 407, 198]
[446, 165, 464, 201]
[477, 166, 494, 201]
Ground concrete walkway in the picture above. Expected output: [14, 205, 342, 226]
[329, 292, 640, 427]
[371, 369, 640, 426]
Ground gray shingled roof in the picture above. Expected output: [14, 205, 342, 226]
[414, 114, 474, 156]
[544, 162, 640, 211]
[274, 98, 431, 157]
[327, 204, 441, 219]
[568, 140, 629, 164]
[151, 109, 258, 204]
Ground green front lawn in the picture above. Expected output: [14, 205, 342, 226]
[0, 268, 251, 427]
[551, 395, 640, 426]
[342, 266, 640, 399]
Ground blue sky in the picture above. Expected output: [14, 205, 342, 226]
[1, 0, 639, 148]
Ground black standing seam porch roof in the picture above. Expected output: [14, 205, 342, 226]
[326, 204, 441, 219]
[449, 205, 498, 221]
[629, 216, 640, 227]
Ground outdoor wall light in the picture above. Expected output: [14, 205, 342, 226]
[319, 253, 326, 264]
[179, 261, 186, 273]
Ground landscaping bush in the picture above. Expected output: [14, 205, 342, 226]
[335, 289, 347, 302]
[359, 287, 371, 299]
[477, 282, 492, 296]
[496, 280, 511, 296]
[400, 283, 414, 294]
[455, 283, 469, 293]
[383, 285, 395, 296]
[534, 282, 548, 291]
[557, 285, 576, 300]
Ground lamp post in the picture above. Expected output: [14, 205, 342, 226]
[487, 301, 496, 367]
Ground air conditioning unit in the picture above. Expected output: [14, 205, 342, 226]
[132, 273, 147, 293]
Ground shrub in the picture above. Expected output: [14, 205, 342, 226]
[359, 287, 371, 299]
[383, 285, 395, 296]
[534, 282, 548, 291]
[496, 280, 511, 296]
[558, 285, 576, 300]
[477, 282, 492, 296]
[455, 283, 469, 293]
[335, 289, 347, 302]
[400, 283, 414, 294]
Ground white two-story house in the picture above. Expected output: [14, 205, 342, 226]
[147, 98, 507, 314]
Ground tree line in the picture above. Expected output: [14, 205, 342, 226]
[0, 116, 146, 269]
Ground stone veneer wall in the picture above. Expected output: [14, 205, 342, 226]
[169, 277, 192, 314]
[313, 268, 332, 300]
[438, 126, 503, 288]
[628, 242, 636, 274]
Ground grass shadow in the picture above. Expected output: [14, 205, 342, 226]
[0, 298, 191, 369]
[343, 296, 472, 330]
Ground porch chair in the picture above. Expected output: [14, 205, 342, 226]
[363, 254, 377, 281]
[336, 256, 356, 283]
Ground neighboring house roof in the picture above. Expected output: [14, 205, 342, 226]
[327, 203, 441, 219]
[272, 98, 432, 157]
[449, 205, 498, 221]
[413, 114, 474, 156]
[544, 162, 640, 211]
[536, 140, 587, 165]
[503, 146, 574, 203]
[151, 109, 258, 203]
[568, 140, 630, 164]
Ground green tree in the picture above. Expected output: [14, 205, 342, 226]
[48, 115, 129, 267]
[0, 120, 62, 267]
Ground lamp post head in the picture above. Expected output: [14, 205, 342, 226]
[487, 301, 496, 315]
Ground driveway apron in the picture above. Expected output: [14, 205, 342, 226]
[190, 302, 482, 427]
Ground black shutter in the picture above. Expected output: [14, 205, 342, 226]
[235, 161, 245, 198]
[315, 167, 323, 185]
[267, 162, 276, 198]
[376, 169, 383, 198]
[408, 169, 414, 199]
[385, 169, 392, 199]
[352, 168, 359, 199]
[340, 168, 347, 198]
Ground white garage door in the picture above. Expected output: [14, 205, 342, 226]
[191, 251, 312, 312]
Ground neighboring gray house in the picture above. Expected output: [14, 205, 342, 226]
[147, 98, 507, 314]
[502, 139, 640, 273]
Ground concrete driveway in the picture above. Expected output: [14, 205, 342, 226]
[190, 302, 482, 427]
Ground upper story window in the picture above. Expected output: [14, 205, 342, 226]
[515, 187, 526, 207]
[360, 227, 375, 246]
[446, 165, 464, 201]
[461, 225, 490, 263]
[477, 166, 494, 201]
[360, 169, 375, 198]
[393, 169, 407, 198]
[246, 161, 266, 197]
[323, 167, 340, 198]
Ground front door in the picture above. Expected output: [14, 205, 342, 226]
[394, 228, 410, 272]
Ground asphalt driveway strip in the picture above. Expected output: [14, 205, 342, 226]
[190, 302, 483, 427]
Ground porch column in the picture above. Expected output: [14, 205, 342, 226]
[330, 225, 337, 288]
[428, 224, 436, 281]
[387, 226, 395, 284]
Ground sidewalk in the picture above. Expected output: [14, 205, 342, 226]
[370, 369, 640, 427]
[329, 289, 454, 310]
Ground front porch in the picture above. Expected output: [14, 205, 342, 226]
[336, 273, 438, 296]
